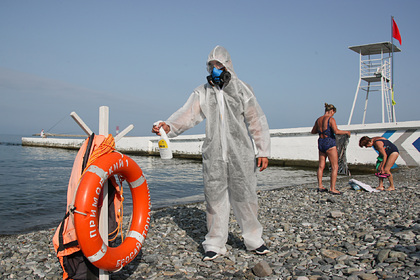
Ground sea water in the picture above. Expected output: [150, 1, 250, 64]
[0, 134, 317, 235]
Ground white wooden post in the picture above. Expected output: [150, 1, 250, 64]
[70, 112, 93, 136]
[114, 124, 134, 142]
[98, 106, 109, 280]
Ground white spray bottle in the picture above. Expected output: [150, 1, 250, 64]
[154, 121, 173, 159]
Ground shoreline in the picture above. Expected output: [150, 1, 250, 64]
[1, 167, 419, 279]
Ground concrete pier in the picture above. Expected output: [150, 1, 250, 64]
[22, 120, 420, 168]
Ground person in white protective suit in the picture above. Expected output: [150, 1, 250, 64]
[152, 45, 271, 261]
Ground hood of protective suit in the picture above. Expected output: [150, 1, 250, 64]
[206, 45, 236, 76]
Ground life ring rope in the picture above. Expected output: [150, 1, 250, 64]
[72, 208, 88, 216]
[108, 175, 125, 242]
[82, 135, 116, 174]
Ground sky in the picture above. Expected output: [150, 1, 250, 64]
[1, 0, 419, 137]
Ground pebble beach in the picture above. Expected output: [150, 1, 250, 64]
[1, 167, 419, 280]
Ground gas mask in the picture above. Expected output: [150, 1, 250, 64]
[207, 67, 231, 87]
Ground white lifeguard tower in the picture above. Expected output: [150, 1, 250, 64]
[347, 42, 401, 125]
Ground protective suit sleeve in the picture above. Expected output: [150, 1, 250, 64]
[243, 89, 271, 158]
[165, 91, 205, 138]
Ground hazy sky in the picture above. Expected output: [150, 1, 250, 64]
[1, 0, 419, 137]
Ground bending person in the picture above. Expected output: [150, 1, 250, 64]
[311, 103, 351, 195]
[152, 46, 271, 261]
[359, 136, 399, 191]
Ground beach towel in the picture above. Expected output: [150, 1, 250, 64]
[336, 134, 350, 176]
[349, 179, 380, 192]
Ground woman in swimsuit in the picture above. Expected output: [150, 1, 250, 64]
[359, 136, 399, 191]
[311, 103, 351, 195]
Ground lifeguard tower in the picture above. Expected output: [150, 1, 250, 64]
[347, 42, 401, 125]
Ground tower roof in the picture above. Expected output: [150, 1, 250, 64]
[349, 42, 401, 55]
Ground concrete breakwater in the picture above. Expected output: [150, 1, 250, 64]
[22, 121, 420, 169]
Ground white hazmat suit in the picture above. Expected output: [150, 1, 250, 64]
[165, 46, 271, 255]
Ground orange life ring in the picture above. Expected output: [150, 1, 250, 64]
[73, 152, 150, 271]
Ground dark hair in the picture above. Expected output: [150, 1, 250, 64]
[359, 136, 371, 147]
[324, 103, 336, 112]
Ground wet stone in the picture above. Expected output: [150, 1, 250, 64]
[252, 260, 272, 277]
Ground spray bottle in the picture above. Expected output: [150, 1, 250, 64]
[154, 121, 173, 159]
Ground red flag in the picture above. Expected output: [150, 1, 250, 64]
[392, 18, 402, 45]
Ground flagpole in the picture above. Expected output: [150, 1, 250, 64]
[391, 16, 396, 122]
[391, 16, 394, 90]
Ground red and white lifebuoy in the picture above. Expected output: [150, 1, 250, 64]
[73, 152, 150, 271]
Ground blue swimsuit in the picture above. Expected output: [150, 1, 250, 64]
[374, 139, 399, 156]
[317, 117, 336, 153]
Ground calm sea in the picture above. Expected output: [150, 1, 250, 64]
[0, 134, 317, 235]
